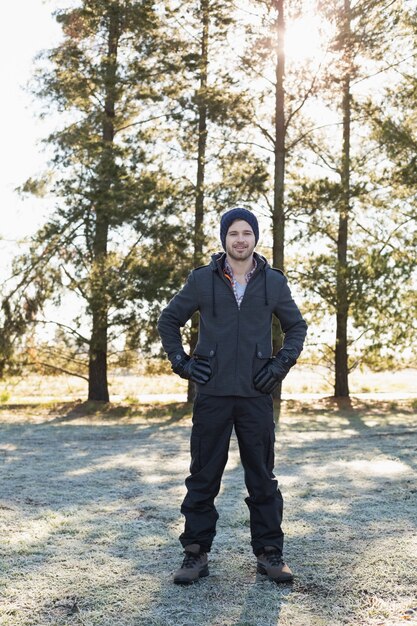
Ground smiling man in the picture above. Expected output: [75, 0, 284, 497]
[157, 207, 307, 585]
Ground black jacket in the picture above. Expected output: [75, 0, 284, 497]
[157, 252, 308, 397]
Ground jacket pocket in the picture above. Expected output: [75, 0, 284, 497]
[266, 428, 275, 473]
[193, 342, 217, 359]
[193, 342, 217, 384]
[190, 433, 201, 473]
[253, 341, 273, 379]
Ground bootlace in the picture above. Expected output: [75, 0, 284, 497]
[264, 550, 283, 566]
[181, 551, 202, 568]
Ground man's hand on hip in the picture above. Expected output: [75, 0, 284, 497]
[172, 354, 212, 385]
[253, 352, 296, 394]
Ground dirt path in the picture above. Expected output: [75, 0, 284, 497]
[0, 400, 416, 626]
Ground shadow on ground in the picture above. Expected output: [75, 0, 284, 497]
[0, 399, 416, 625]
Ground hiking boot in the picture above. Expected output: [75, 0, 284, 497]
[257, 546, 294, 583]
[173, 544, 209, 585]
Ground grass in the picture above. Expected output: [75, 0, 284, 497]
[1, 366, 416, 405]
[0, 390, 416, 626]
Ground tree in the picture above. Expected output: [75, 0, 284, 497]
[290, 0, 412, 395]
[164, 0, 270, 401]
[357, 6, 417, 367]
[240, 0, 322, 403]
[335, 0, 352, 397]
[6, 0, 188, 400]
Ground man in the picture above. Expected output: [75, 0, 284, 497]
[157, 207, 307, 585]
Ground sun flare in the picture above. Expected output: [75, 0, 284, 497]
[285, 14, 331, 63]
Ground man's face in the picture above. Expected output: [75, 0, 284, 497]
[225, 219, 256, 262]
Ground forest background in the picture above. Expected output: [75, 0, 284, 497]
[1, 4, 416, 625]
[0, 0, 416, 403]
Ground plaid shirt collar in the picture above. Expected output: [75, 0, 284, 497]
[223, 255, 257, 306]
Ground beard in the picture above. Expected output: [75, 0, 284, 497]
[226, 245, 254, 262]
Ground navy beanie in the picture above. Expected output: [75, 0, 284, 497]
[220, 207, 259, 250]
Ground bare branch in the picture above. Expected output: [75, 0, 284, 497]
[285, 59, 324, 130]
[3, 221, 84, 298]
[287, 120, 344, 151]
[353, 215, 417, 255]
[307, 140, 339, 173]
[118, 233, 146, 274]
[28, 361, 89, 381]
[37, 346, 88, 367]
[33, 320, 89, 345]
[115, 114, 168, 134]
[222, 139, 274, 154]
[352, 52, 417, 87]
[255, 123, 275, 147]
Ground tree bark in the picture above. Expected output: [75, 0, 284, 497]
[335, 0, 351, 398]
[194, 0, 209, 267]
[272, 0, 285, 407]
[88, 6, 119, 402]
[188, 0, 209, 403]
[273, 0, 285, 273]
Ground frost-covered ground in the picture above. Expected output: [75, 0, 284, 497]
[0, 398, 416, 626]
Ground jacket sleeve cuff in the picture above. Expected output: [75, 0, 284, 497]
[275, 350, 297, 369]
[169, 350, 189, 372]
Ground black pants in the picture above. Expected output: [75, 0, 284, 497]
[179, 393, 284, 556]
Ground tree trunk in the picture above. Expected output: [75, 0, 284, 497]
[89, 176, 110, 400]
[272, 0, 285, 408]
[187, 0, 209, 403]
[88, 6, 119, 402]
[335, 0, 351, 398]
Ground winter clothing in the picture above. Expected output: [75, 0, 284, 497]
[257, 546, 294, 582]
[179, 393, 283, 556]
[225, 254, 256, 278]
[220, 207, 259, 250]
[253, 351, 296, 394]
[223, 256, 257, 308]
[173, 544, 209, 585]
[157, 247, 307, 573]
[157, 252, 307, 397]
[172, 354, 212, 384]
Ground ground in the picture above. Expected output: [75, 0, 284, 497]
[0, 377, 416, 626]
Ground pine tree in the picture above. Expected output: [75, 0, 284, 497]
[5, 0, 188, 399]
[239, 0, 322, 404]
[290, 0, 409, 395]
[163, 0, 270, 401]
[353, 6, 417, 368]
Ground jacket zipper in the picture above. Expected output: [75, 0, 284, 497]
[215, 260, 264, 392]
[216, 259, 263, 310]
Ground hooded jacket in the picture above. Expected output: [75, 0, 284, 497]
[157, 252, 308, 397]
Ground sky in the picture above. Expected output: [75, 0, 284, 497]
[0, 1, 394, 284]
[0, 1, 313, 333]
[0, 1, 408, 356]
[0, 1, 63, 278]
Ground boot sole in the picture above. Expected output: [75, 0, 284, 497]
[173, 565, 209, 585]
[257, 563, 294, 583]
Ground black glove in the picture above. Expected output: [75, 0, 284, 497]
[253, 352, 296, 394]
[172, 354, 212, 385]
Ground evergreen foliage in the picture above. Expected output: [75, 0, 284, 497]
[286, 0, 415, 392]
[1, 0, 415, 399]
[3, 0, 189, 399]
